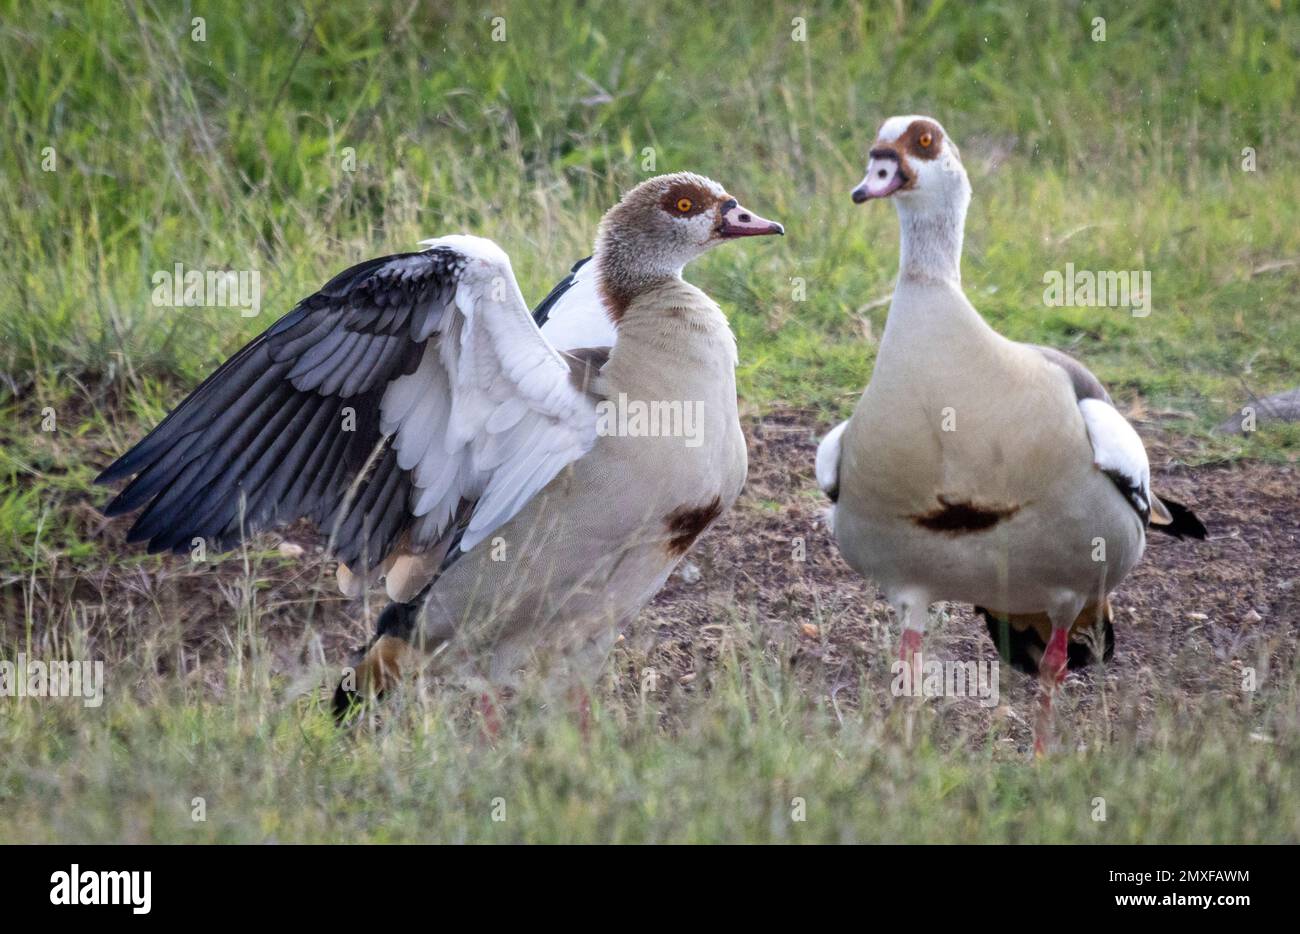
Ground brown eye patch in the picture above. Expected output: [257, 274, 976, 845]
[660, 183, 714, 217]
[903, 121, 944, 160]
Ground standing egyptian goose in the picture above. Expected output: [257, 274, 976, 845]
[98, 172, 782, 716]
[817, 116, 1205, 752]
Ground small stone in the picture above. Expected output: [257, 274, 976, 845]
[277, 542, 306, 558]
[1216, 387, 1300, 434]
[992, 705, 1026, 725]
[675, 560, 702, 584]
[800, 623, 820, 639]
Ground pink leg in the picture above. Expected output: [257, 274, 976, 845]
[896, 627, 925, 748]
[477, 691, 502, 741]
[1033, 628, 1070, 756]
[898, 628, 924, 667]
[569, 685, 592, 742]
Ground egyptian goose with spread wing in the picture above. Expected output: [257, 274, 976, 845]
[98, 173, 782, 716]
[816, 116, 1205, 752]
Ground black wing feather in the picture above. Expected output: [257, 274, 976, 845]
[1152, 496, 1209, 540]
[530, 256, 590, 327]
[97, 248, 466, 570]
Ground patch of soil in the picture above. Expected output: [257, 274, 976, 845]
[6, 411, 1297, 749]
[626, 409, 1299, 748]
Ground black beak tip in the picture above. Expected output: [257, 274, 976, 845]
[772, 223, 785, 236]
[851, 188, 869, 204]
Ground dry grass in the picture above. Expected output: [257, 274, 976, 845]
[1, 0, 1298, 843]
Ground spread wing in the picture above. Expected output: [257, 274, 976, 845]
[98, 235, 601, 582]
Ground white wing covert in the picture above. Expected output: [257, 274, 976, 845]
[98, 234, 601, 592]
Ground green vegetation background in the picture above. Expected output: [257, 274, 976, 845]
[0, 0, 1296, 842]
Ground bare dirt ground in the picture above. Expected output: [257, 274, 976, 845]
[7, 412, 1297, 749]
[622, 411, 1299, 748]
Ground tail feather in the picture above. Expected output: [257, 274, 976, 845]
[332, 598, 423, 722]
[1150, 495, 1208, 540]
[978, 601, 1114, 676]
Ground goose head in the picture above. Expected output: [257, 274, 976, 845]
[598, 172, 783, 270]
[851, 115, 970, 216]
[593, 172, 782, 320]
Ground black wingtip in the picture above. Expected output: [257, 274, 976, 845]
[95, 458, 134, 486]
[102, 485, 146, 518]
[144, 537, 171, 555]
[1153, 497, 1209, 540]
[100, 498, 131, 519]
[332, 682, 361, 724]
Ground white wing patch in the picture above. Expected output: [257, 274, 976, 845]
[534, 259, 618, 352]
[815, 420, 847, 535]
[815, 420, 848, 499]
[383, 235, 600, 558]
[1078, 397, 1152, 517]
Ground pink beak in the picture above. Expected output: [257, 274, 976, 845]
[851, 155, 908, 203]
[717, 199, 784, 238]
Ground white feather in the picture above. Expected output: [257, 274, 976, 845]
[535, 260, 618, 352]
[419, 233, 510, 267]
[377, 237, 600, 553]
[1078, 397, 1152, 509]
[815, 421, 848, 496]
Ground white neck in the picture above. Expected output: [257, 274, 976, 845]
[894, 186, 968, 287]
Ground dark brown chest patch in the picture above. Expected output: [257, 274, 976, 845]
[910, 495, 1019, 534]
[596, 279, 632, 324]
[664, 496, 723, 556]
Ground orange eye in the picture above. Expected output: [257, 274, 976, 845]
[919, 132, 933, 148]
[676, 197, 693, 212]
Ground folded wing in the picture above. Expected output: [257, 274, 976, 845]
[1033, 345, 1205, 538]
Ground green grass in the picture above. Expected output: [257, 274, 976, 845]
[1, 0, 1298, 843]
[3, 631, 1297, 844]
